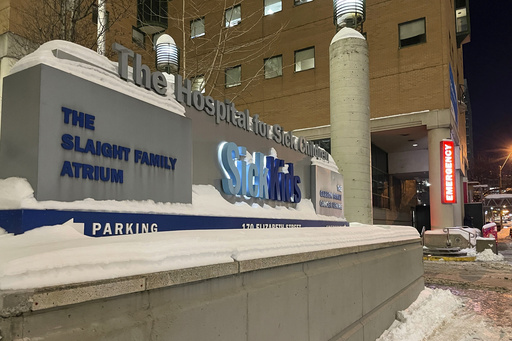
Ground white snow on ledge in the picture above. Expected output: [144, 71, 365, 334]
[0, 177, 341, 221]
[9, 40, 185, 116]
[0, 178, 420, 290]
[0, 223, 419, 290]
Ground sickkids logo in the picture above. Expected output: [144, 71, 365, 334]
[219, 142, 302, 203]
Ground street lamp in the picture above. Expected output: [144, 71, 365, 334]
[498, 150, 512, 229]
[155, 34, 180, 74]
[333, 0, 366, 32]
[499, 151, 512, 194]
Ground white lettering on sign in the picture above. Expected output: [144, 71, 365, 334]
[441, 140, 456, 204]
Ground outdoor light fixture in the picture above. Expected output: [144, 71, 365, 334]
[155, 34, 180, 74]
[333, 0, 366, 31]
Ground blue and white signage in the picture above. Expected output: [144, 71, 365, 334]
[449, 63, 458, 124]
[219, 142, 301, 203]
[0, 40, 348, 237]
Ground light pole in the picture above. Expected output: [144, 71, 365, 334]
[499, 151, 512, 194]
[498, 150, 512, 229]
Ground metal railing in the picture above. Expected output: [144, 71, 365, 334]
[442, 226, 478, 247]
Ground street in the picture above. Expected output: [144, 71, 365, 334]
[424, 237, 512, 330]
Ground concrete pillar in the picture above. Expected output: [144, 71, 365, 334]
[329, 28, 372, 224]
[427, 127, 455, 229]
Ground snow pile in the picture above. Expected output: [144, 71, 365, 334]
[0, 222, 418, 290]
[476, 249, 505, 262]
[377, 288, 462, 340]
[0, 177, 34, 209]
[9, 40, 185, 116]
[0, 178, 341, 221]
[377, 288, 512, 341]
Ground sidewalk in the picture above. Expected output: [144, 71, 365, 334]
[424, 236, 512, 329]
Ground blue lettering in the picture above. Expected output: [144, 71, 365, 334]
[62, 107, 73, 124]
[84, 139, 96, 154]
[220, 142, 241, 195]
[254, 152, 268, 199]
[85, 114, 95, 130]
[293, 176, 301, 203]
[61, 134, 73, 150]
[218, 142, 301, 203]
[170, 158, 177, 170]
[267, 156, 284, 201]
[60, 161, 73, 176]
[83, 164, 94, 180]
[111, 168, 124, 183]
[74, 137, 85, 153]
[134, 150, 142, 163]
[141, 152, 150, 165]
[237, 146, 247, 196]
[72, 162, 82, 178]
[101, 143, 112, 158]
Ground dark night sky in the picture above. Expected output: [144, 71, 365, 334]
[463, 1, 512, 160]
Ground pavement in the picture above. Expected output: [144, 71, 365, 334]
[424, 236, 512, 329]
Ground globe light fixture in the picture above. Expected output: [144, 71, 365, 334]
[155, 34, 180, 74]
[333, 0, 366, 31]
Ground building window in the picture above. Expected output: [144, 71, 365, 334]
[264, 55, 282, 79]
[191, 17, 205, 38]
[312, 138, 331, 154]
[225, 5, 241, 27]
[294, 47, 315, 72]
[132, 26, 145, 48]
[294, 0, 313, 5]
[136, 0, 168, 34]
[225, 65, 241, 88]
[456, 8, 468, 33]
[192, 75, 206, 93]
[399, 18, 426, 48]
[264, 0, 282, 15]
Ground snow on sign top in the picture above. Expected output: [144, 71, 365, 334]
[9, 40, 185, 116]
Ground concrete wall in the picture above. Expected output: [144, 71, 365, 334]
[0, 239, 424, 341]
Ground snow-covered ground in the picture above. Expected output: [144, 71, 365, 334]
[378, 286, 512, 341]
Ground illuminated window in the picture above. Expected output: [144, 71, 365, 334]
[192, 75, 206, 93]
[456, 8, 468, 33]
[225, 5, 241, 27]
[294, 0, 313, 5]
[191, 17, 205, 38]
[399, 18, 426, 48]
[294, 47, 315, 72]
[225, 65, 241, 88]
[264, 55, 282, 79]
[264, 0, 282, 15]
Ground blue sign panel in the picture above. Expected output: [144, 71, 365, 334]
[0, 209, 349, 237]
[449, 63, 458, 124]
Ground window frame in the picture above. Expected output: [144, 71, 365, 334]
[225, 4, 242, 27]
[398, 17, 427, 48]
[190, 17, 205, 39]
[132, 26, 145, 48]
[264, 55, 283, 79]
[192, 75, 206, 93]
[294, 0, 313, 6]
[264, 0, 282, 16]
[225, 65, 242, 88]
[294, 46, 315, 72]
